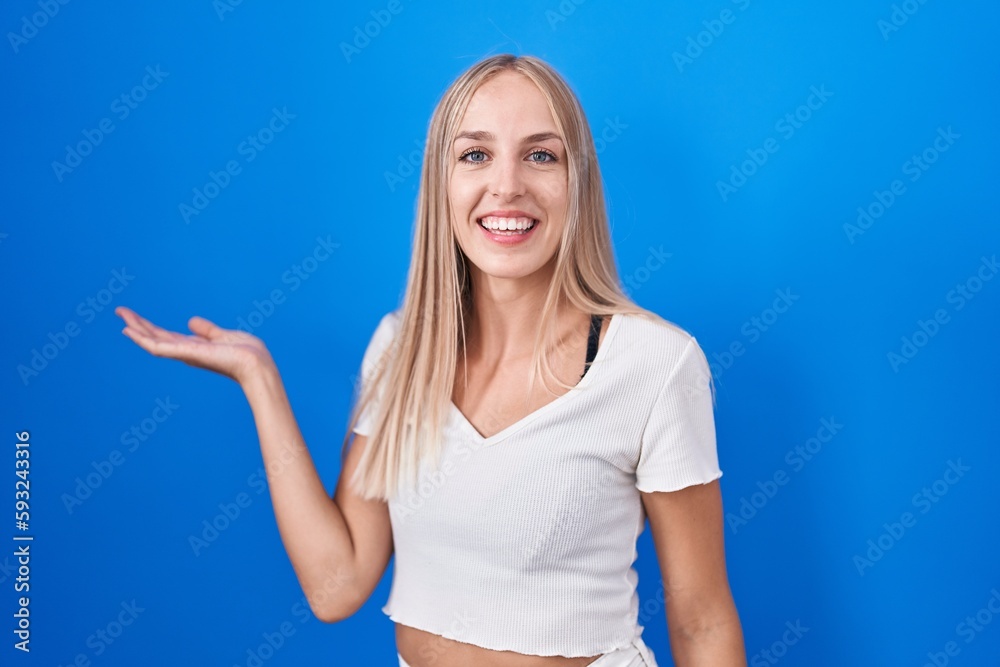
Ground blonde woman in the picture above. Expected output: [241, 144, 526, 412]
[116, 54, 745, 666]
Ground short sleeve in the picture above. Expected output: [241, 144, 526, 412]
[635, 336, 722, 493]
[352, 311, 400, 437]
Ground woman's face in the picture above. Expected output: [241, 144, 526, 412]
[448, 70, 569, 287]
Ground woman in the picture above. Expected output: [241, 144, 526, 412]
[116, 54, 745, 666]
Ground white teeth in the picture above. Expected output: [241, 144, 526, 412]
[478, 216, 537, 231]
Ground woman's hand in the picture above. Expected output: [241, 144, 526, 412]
[114, 305, 274, 386]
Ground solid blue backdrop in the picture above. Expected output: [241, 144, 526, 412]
[3, 1, 998, 665]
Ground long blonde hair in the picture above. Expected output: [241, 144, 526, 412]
[342, 54, 678, 502]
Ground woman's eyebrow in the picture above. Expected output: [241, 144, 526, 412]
[453, 130, 563, 144]
[453, 130, 493, 142]
[523, 131, 563, 144]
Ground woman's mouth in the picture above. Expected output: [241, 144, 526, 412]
[477, 215, 538, 237]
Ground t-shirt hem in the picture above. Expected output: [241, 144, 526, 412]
[635, 469, 723, 494]
[382, 605, 638, 658]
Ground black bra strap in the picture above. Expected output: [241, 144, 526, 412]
[580, 314, 603, 380]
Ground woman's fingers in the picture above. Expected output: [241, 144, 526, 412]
[116, 306, 263, 382]
[115, 305, 150, 328]
[116, 306, 168, 340]
[187, 315, 225, 341]
[115, 306, 144, 332]
[125, 324, 233, 370]
[117, 307, 198, 355]
[121, 324, 187, 359]
[119, 307, 227, 343]
[118, 307, 211, 345]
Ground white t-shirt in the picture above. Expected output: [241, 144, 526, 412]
[352, 308, 722, 657]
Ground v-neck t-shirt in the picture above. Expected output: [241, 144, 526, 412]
[351, 308, 722, 657]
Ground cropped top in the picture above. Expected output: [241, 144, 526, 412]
[351, 308, 722, 657]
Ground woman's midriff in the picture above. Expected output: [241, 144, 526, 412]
[395, 623, 602, 667]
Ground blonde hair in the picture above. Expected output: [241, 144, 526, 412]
[341, 54, 699, 502]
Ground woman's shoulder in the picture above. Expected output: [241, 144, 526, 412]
[616, 308, 701, 353]
[375, 307, 404, 332]
[361, 307, 405, 366]
[369, 306, 406, 337]
[611, 308, 712, 386]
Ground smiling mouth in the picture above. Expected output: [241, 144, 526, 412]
[477, 215, 538, 234]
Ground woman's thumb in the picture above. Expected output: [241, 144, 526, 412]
[188, 315, 223, 339]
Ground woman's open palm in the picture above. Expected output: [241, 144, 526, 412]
[115, 306, 273, 385]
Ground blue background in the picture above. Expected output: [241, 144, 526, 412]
[3, 1, 998, 665]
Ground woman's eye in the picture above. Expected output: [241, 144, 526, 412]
[529, 150, 556, 163]
[461, 150, 487, 163]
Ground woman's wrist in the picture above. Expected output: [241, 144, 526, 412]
[239, 353, 283, 404]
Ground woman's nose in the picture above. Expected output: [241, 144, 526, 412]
[490, 156, 526, 199]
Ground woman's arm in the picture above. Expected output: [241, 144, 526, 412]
[115, 306, 393, 622]
[242, 364, 393, 622]
[640, 480, 746, 666]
